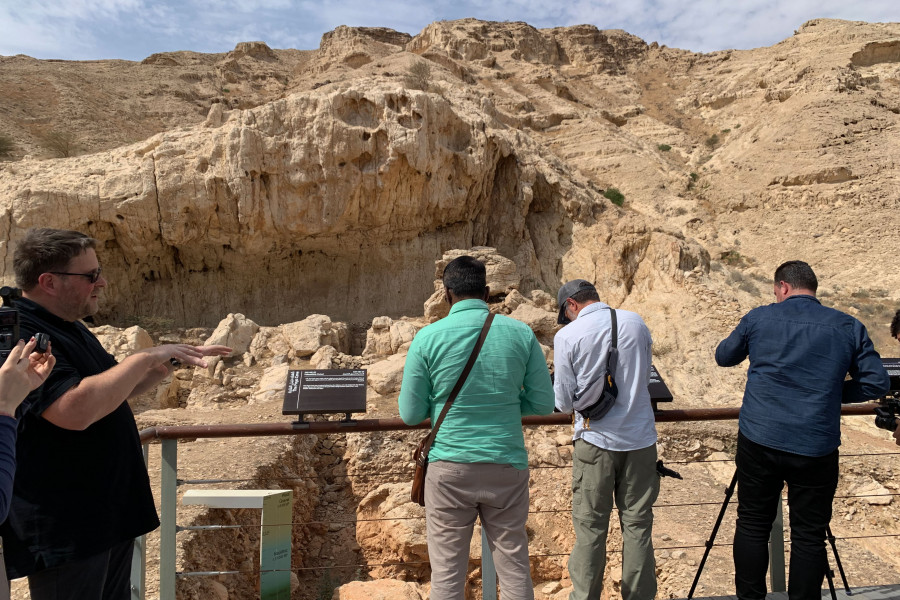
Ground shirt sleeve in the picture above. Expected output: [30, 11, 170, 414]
[15, 321, 82, 418]
[519, 334, 554, 416]
[841, 322, 890, 404]
[715, 315, 750, 367]
[397, 336, 433, 425]
[553, 331, 575, 414]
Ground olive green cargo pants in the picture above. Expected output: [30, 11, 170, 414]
[568, 440, 659, 600]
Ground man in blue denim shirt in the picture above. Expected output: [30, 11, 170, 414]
[716, 260, 889, 600]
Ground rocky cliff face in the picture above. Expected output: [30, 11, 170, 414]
[0, 18, 897, 345]
[0, 82, 621, 324]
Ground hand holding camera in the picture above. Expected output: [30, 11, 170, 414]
[0, 337, 56, 418]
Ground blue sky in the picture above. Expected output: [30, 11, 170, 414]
[1, 0, 898, 61]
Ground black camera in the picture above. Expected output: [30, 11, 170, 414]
[873, 359, 900, 432]
[874, 397, 899, 432]
[0, 286, 22, 364]
[0, 286, 49, 364]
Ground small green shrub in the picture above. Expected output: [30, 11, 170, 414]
[657, 143, 671, 152]
[0, 134, 14, 158]
[41, 130, 78, 158]
[604, 187, 625, 206]
[738, 280, 759, 295]
[404, 60, 433, 91]
[720, 250, 744, 266]
[705, 134, 720, 148]
[721, 128, 731, 134]
[689, 172, 699, 181]
[653, 341, 674, 357]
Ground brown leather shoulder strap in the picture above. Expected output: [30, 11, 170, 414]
[422, 312, 495, 452]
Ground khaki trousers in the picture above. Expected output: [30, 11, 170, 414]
[568, 440, 659, 600]
[424, 461, 533, 600]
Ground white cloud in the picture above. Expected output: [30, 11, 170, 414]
[0, 0, 897, 60]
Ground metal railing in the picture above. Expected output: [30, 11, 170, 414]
[133, 404, 890, 600]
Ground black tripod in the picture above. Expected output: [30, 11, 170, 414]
[688, 470, 851, 599]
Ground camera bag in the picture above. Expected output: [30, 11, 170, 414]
[572, 308, 618, 428]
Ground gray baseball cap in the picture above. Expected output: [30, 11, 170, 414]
[557, 279, 597, 324]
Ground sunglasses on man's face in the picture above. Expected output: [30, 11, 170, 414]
[49, 267, 102, 284]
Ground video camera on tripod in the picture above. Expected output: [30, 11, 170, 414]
[0, 286, 49, 364]
[873, 358, 900, 432]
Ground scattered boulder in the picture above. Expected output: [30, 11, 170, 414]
[530, 289, 556, 312]
[92, 325, 154, 360]
[251, 364, 290, 404]
[203, 313, 260, 375]
[363, 317, 422, 356]
[502, 289, 529, 312]
[424, 247, 523, 322]
[281, 315, 350, 358]
[853, 479, 893, 506]
[423, 286, 449, 323]
[508, 303, 558, 344]
[366, 353, 407, 395]
[310, 345, 339, 369]
[333, 579, 425, 600]
[356, 483, 429, 579]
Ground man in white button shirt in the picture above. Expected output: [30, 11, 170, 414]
[553, 279, 658, 600]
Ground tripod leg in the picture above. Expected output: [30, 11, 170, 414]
[824, 558, 837, 600]
[689, 470, 738, 599]
[826, 526, 852, 595]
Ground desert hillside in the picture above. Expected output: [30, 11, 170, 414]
[1, 17, 899, 600]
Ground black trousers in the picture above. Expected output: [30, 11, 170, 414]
[733, 432, 839, 600]
[27, 539, 134, 600]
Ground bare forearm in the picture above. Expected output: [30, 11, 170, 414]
[42, 352, 158, 430]
[42, 343, 231, 430]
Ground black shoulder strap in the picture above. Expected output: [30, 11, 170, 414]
[609, 308, 617, 349]
[607, 308, 618, 374]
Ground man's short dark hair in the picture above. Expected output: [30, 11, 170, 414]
[774, 260, 817, 293]
[892, 309, 900, 339]
[14, 228, 97, 290]
[442, 256, 486, 298]
[570, 288, 600, 303]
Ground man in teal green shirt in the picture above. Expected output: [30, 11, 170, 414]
[399, 255, 554, 600]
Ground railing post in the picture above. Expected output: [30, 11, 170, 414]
[769, 496, 786, 592]
[160, 438, 178, 600]
[130, 443, 150, 600]
[481, 523, 497, 600]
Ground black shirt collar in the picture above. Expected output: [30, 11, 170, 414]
[15, 297, 78, 328]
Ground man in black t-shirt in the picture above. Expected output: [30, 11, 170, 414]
[1, 228, 231, 600]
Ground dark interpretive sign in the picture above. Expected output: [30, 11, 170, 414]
[648, 364, 673, 408]
[282, 369, 367, 426]
[883, 358, 900, 392]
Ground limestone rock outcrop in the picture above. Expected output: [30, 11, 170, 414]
[355, 483, 429, 579]
[333, 580, 426, 600]
[92, 325, 154, 360]
[0, 82, 610, 326]
[281, 315, 350, 358]
[363, 316, 421, 357]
